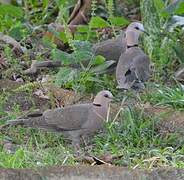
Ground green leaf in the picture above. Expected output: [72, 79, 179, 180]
[58, 32, 68, 43]
[55, 0, 68, 6]
[9, 23, 29, 41]
[90, 60, 116, 74]
[92, 55, 105, 65]
[153, 0, 165, 12]
[73, 50, 92, 63]
[89, 17, 110, 28]
[85, 76, 103, 83]
[43, 0, 49, 10]
[9, 27, 23, 41]
[75, 26, 93, 40]
[52, 49, 74, 65]
[72, 40, 93, 51]
[72, 40, 93, 62]
[77, 25, 89, 32]
[0, 4, 23, 18]
[55, 67, 78, 86]
[109, 17, 129, 27]
[175, 2, 184, 15]
[165, 0, 184, 15]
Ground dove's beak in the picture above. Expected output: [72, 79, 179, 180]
[143, 30, 149, 36]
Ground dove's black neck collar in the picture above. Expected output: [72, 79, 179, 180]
[127, 44, 138, 49]
[93, 103, 102, 107]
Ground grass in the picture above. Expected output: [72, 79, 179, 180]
[0, 127, 76, 168]
[0, 95, 183, 169]
[0, 0, 184, 171]
[141, 83, 184, 109]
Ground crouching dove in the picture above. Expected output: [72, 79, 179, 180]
[116, 22, 151, 90]
[5, 90, 113, 147]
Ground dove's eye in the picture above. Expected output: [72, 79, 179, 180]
[135, 27, 139, 30]
[104, 94, 109, 98]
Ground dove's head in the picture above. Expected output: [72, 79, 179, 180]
[126, 22, 145, 33]
[125, 22, 148, 47]
[93, 90, 113, 107]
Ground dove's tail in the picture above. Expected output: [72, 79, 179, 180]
[7, 118, 31, 126]
[0, 118, 36, 130]
[4, 117, 63, 132]
[6, 116, 46, 128]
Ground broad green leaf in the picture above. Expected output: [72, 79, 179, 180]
[75, 26, 94, 40]
[91, 55, 105, 65]
[77, 25, 89, 32]
[52, 49, 73, 65]
[0, 4, 23, 18]
[89, 17, 110, 28]
[55, 0, 68, 6]
[74, 33, 88, 41]
[72, 40, 93, 62]
[9, 23, 29, 41]
[72, 40, 93, 51]
[109, 16, 129, 26]
[165, 0, 183, 15]
[175, 2, 184, 15]
[9, 27, 23, 41]
[43, 0, 49, 10]
[55, 67, 78, 86]
[58, 32, 68, 43]
[73, 50, 92, 63]
[90, 60, 116, 74]
[85, 76, 103, 83]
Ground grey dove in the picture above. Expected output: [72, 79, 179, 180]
[6, 90, 113, 147]
[92, 22, 145, 73]
[116, 22, 151, 90]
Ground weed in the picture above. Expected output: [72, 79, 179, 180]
[142, 84, 184, 109]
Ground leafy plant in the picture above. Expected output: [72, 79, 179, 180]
[23, 0, 57, 25]
[0, 4, 24, 34]
[141, 0, 184, 71]
[142, 84, 184, 109]
[52, 40, 115, 92]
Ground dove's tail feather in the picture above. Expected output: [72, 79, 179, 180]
[7, 119, 28, 126]
[5, 117, 80, 132]
[7, 117, 46, 128]
[6, 117, 68, 132]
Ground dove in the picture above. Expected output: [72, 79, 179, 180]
[92, 23, 145, 73]
[116, 22, 151, 90]
[5, 90, 113, 147]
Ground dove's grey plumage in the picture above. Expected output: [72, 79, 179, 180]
[92, 33, 126, 62]
[116, 22, 151, 90]
[6, 90, 113, 146]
